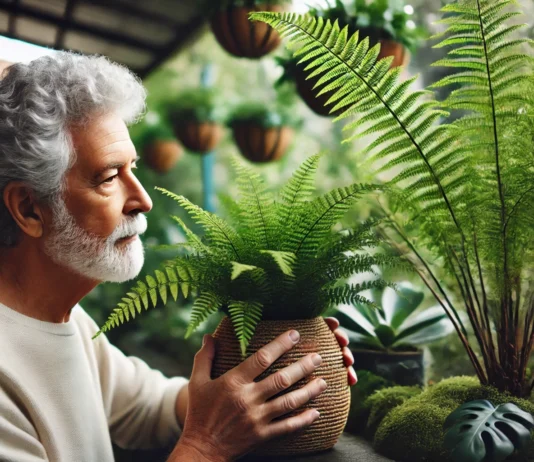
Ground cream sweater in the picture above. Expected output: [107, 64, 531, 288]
[0, 302, 189, 462]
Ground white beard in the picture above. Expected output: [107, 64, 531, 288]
[45, 198, 147, 283]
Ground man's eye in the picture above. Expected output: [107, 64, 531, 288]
[102, 174, 118, 184]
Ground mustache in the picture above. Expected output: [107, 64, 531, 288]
[111, 214, 148, 242]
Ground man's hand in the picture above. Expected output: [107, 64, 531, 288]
[175, 316, 357, 432]
[324, 317, 357, 386]
[170, 330, 325, 462]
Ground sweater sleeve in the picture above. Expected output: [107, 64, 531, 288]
[76, 308, 189, 450]
[0, 387, 47, 462]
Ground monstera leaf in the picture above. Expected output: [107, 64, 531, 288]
[443, 400, 534, 462]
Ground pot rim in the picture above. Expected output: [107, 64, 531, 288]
[350, 347, 423, 357]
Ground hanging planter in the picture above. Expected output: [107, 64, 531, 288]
[227, 103, 298, 163]
[167, 88, 225, 154]
[173, 122, 223, 154]
[144, 140, 182, 174]
[275, 0, 423, 117]
[210, 1, 288, 59]
[138, 122, 182, 174]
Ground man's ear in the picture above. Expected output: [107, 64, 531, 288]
[3, 182, 46, 239]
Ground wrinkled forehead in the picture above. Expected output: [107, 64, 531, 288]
[68, 113, 135, 174]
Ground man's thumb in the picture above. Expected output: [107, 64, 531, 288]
[190, 334, 215, 385]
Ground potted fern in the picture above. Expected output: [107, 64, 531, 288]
[167, 88, 224, 154]
[95, 154, 397, 456]
[274, 0, 424, 116]
[228, 102, 300, 163]
[253, 0, 534, 399]
[337, 283, 454, 386]
[210, 0, 289, 59]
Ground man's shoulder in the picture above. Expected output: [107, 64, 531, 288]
[71, 305, 103, 340]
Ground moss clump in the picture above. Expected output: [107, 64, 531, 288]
[374, 376, 534, 462]
[345, 370, 393, 435]
[365, 385, 423, 439]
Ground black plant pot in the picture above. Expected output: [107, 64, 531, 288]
[352, 348, 425, 387]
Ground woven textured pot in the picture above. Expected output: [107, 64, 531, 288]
[210, 5, 283, 59]
[173, 121, 223, 154]
[212, 316, 351, 457]
[143, 140, 182, 173]
[232, 123, 293, 163]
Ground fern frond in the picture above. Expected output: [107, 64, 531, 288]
[251, 11, 467, 238]
[185, 292, 222, 338]
[92, 263, 198, 339]
[228, 300, 263, 356]
[231, 158, 275, 249]
[277, 152, 323, 227]
[231, 261, 260, 280]
[289, 183, 380, 256]
[259, 250, 296, 276]
[169, 215, 209, 255]
[156, 187, 242, 258]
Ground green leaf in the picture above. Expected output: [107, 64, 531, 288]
[185, 292, 222, 338]
[382, 285, 424, 330]
[228, 300, 263, 357]
[259, 250, 296, 276]
[444, 400, 534, 462]
[231, 262, 259, 280]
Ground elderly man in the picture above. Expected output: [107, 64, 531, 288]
[0, 52, 357, 462]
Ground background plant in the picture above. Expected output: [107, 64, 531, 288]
[275, 0, 425, 88]
[336, 282, 454, 350]
[166, 87, 227, 125]
[95, 154, 397, 354]
[254, 0, 534, 397]
[227, 101, 302, 128]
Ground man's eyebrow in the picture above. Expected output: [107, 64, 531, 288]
[92, 156, 140, 180]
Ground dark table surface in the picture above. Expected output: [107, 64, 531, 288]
[240, 433, 394, 462]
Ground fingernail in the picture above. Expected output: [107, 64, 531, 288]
[289, 330, 300, 343]
[319, 379, 327, 390]
[312, 354, 322, 366]
[202, 335, 208, 346]
[313, 410, 320, 419]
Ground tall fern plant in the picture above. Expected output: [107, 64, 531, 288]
[252, 0, 534, 396]
[94, 155, 395, 355]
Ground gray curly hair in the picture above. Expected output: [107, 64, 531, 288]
[0, 51, 146, 247]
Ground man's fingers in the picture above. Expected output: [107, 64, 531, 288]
[257, 353, 322, 400]
[263, 409, 320, 441]
[264, 378, 327, 420]
[348, 367, 358, 386]
[190, 335, 216, 386]
[334, 328, 349, 348]
[342, 346, 354, 367]
[231, 330, 300, 382]
[324, 317, 340, 331]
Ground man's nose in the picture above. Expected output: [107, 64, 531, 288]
[124, 175, 153, 215]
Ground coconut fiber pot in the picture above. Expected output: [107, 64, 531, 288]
[211, 316, 351, 457]
[232, 123, 293, 163]
[143, 140, 182, 174]
[173, 121, 223, 154]
[210, 4, 284, 59]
